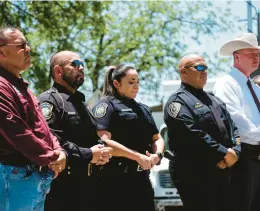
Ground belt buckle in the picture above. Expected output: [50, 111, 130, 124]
[37, 166, 49, 173]
[137, 165, 143, 172]
[88, 164, 92, 176]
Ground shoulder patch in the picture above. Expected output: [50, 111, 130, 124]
[40, 102, 53, 120]
[168, 102, 181, 118]
[94, 102, 108, 118]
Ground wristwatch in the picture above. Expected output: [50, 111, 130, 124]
[156, 152, 163, 165]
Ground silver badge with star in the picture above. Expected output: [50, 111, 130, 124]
[94, 103, 108, 118]
[40, 102, 53, 120]
[168, 102, 181, 118]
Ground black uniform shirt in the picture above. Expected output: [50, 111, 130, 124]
[164, 83, 240, 173]
[38, 83, 99, 176]
[93, 93, 158, 164]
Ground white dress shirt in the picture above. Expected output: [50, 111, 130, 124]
[213, 67, 260, 145]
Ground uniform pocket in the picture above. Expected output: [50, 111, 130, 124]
[118, 112, 138, 120]
[193, 106, 214, 124]
[65, 114, 81, 125]
[193, 106, 211, 116]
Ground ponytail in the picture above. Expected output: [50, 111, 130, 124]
[102, 64, 135, 97]
[102, 66, 116, 97]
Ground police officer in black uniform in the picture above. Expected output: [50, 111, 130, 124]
[38, 51, 112, 211]
[164, 54, 241, 211]
[92, 64, 165, 211]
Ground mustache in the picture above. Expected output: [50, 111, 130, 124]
[77, 71, 84, 76]
[25, 52, 31, 58]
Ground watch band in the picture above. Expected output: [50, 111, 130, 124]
[156, 152, 163, 165]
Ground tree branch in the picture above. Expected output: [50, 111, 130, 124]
[6, 1, 35, 18]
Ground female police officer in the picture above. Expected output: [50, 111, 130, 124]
[93, 64, 164, 211]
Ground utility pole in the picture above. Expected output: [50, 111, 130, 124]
[247, 0, 253, 32]
[258, 12, 260, 43]
[246, 1, 260, 77]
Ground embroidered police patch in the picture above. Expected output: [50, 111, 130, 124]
[94, 103, 108, 118]
[168, 102, 181, 118]
[40, 102, 53, 120]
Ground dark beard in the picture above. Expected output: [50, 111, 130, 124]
[62, 73, 84, 90]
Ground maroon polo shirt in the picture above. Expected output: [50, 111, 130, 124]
[0, 67, 63, 166]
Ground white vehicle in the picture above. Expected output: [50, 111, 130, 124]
[150, 78, 216, 211]
[150, 124, 183, 211]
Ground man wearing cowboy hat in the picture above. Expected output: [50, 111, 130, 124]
[213, 33, 260, 211]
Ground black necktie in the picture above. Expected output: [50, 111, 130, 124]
[247, 79, 260, 113]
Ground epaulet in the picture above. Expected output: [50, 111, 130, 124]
[107, 95, 122, 104]
[98, 96, 113, 104]
[208, 91, 214, 96]
[38, 88, 53, 102]
[208, 92, 225, 105]
[168, 90, 184, 102]
[38, 87, 61, 106]
[138, 102, 151, 113]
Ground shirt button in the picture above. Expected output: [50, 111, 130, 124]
[118, 163, 121, 166]
[68, 171, 71, 175]
[68, 166, 71, 170]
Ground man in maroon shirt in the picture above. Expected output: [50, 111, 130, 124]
[0, 27, 66, 211]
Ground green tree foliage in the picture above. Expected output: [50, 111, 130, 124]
[0, 1, 234, 99]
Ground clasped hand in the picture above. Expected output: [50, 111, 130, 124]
[137, 151, 160, 170]
[90, 144, 113, 165]
[217, 148, 238, 169]
[48, 150, 67, 178]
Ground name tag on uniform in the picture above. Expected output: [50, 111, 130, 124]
[68, 112, 76, 115]
[120, 109, 132, 112]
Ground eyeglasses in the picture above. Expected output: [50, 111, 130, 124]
[184, 64, 208, 72]
[71, 60, 84, 68]
[59, 59, 84, 68]
[0, 41, 30, 50]
[236, 52, 260, 59]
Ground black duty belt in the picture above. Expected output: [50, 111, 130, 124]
[241, 143, 260, 161]
[102, 160, 147, 174]
[87, 163, 103, 176]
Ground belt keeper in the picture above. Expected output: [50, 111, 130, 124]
[124, 165, 128, 173]
[137, 165, 143, 171]
[88, 163, 92, 176]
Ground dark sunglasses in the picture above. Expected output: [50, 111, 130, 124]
[71, 60, 84, 68]
[0, 41, 29, 50]
[185, 64, 208, 72]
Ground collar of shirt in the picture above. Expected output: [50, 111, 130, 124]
[230, 67, 249, 88]
[114, 92, 135, 103]
[181, 82, 204, 95]
[0, 66, 29, 89]
[53, 82, 85, 102]
[113, 92, 139, 109]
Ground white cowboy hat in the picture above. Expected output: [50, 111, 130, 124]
[220, 33, 260, 56]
